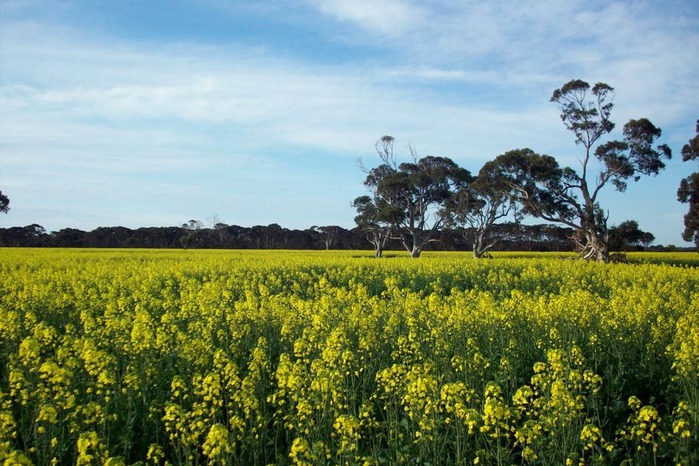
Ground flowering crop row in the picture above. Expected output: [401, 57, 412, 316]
[0, 249, 697, 465]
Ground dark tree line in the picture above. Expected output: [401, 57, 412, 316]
[0, 221, 654, 252]
[0, 221, 658, 253]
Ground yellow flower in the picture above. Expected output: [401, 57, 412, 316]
[289, 437, 311, 466]
[202, 423, 233, 462]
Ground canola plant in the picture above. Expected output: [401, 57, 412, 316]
[0, 249, 697, 465]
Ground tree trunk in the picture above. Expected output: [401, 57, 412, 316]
[578, 230, 609, 263]
[472, 230, 485, 259]
[410, 245, 422, 258]
[400, 230, 423, 258]
[589, 234, 609, 263]
[473, 228, 495, 259]
[367, 231, 386, 258]
[374, 243, 383, 258]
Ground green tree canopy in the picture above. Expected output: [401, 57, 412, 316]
[677, 119, 699, 247]
[0, 190, 9, 214]
[356, 136, 471, 257]
[448, 155, 520, 258]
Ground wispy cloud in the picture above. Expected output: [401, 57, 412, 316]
[307, 0, 426, 37]
[1, 17, 556, 161]
[307, 0, 698, 92]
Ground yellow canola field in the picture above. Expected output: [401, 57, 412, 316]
[0, 249, 697, 465]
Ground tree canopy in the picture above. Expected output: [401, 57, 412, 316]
[355, 136, 471, 257]
[0, 190, 9, 214]
[608, 220, 655, 251]
[677, 119, 699, 247]
[448, 155, 520, 258]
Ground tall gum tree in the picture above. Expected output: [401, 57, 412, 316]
[502, 80, 670, 262]
[357, 136, 471, 258]
[677, 119, 699, 247]
[354, 137, 401, 258]
[448, 157, 519, 258]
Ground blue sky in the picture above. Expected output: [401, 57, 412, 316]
[1, 0, 698, 245]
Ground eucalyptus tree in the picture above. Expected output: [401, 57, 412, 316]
[608, 220, 655, 251]
[353, 138, 400, 257]
[0, 191, 8, 214]
[313, 225, 344, 250]
[356, 136, 471, 258]
[499, 80, 670, 262]
[351, 195, 397, 257]
[448, 157, 519, 258]
[677, 119, 699, 248]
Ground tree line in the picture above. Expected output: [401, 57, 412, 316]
[0, 221, 661, 252]
[354, 79, 698, 261]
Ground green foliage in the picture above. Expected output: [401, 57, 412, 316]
[0, 190, 9, 214]
[448, 158, 520, 258]
[550, 80, 615, 150]
[356, 136, 471, 257]
[678, 119, 699, 247]
[608, 220, 655, 251]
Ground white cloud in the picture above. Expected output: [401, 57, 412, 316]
[2, 21, 553, 165]
[308, 0, 426, 37]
